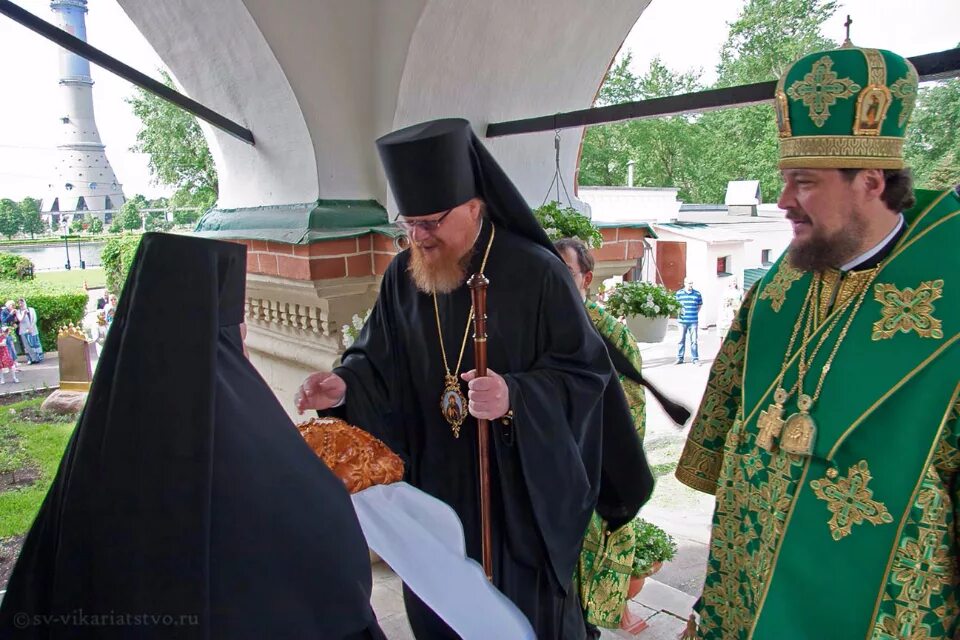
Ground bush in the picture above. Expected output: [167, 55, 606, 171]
[101, 234, 143, 294]
[88, 218, 104, 234]
[605, 280, 681, 319]
[0, 280, 87, 352]
[533, 201, 603, 248]
[631, 519, 677, 577]
[108, 219, 123, 234]
[0, 253, 34, 280]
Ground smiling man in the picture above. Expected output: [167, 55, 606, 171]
[295, 119, 648, 640]
[677, 45, 960, 639]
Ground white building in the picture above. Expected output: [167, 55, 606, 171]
[579, 182, 793, 328]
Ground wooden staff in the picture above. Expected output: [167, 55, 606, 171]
[468, 272, 493, 581]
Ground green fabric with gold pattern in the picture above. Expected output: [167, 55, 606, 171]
[576, 300, 647, 628]
[676, 189, 960, 639]
[774, 45, 918, 169]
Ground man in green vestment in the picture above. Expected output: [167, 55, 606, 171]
[556, 238, 653, 635]
[677, 43, 960, 639]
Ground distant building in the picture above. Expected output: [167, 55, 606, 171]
[41, 0, 125, 230]
[579, 182, 792, 328]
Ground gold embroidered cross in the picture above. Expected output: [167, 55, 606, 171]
[759, 262, 803, 312]
[810, 460, 893, 541]
[871, 279, 944, 341]
[893, 529, 951, 608]
[787, 56, 862, 127]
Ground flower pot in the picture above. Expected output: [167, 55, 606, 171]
[625, 315, 669, 343]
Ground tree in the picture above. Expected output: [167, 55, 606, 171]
[69, 218, 86, 234]
[118, 200, 143, 231]
[172, 208, 201, 227]
[19, 197, 44, 239]
[127, 71, 218, 210]
[88, 217, 104, 234]
[905, 73, 960, 190]
[0, 199, 21, 239]
[109, 219, 123, 234]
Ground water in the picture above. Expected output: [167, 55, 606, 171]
[4, 242, 105, 271]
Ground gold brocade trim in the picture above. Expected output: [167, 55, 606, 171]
[810, 460, 894, 541]
[786, 55, 862, 127]
[676, 439, 723, 495]
[775, 72, 792, 138]
[837, 270, 878, 314]
[890, 70, 919, 128]
[759, 262, 804, 312]
[853, 50, 890, 137]
[872, 279, 945, 341]
[867, 383, 959, 639]
[779, 136, 905, 168]
[817, 269, 841, 325]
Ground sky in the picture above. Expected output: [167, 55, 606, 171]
[0, 0, 957, 202]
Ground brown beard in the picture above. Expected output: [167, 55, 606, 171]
[786, 210, 866, 272]
[408, 242, 475, 294]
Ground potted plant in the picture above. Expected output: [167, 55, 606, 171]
[604, 280, 680, 343]
[532, 201, 603, 248]
[619, 519, 678, 634]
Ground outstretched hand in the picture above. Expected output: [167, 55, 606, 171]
[295, 372, 346, 415]
[461, 368, 510, 421]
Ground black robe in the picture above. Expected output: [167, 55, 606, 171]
[0, 233, 383, 639]
[330, 222, 651, 639]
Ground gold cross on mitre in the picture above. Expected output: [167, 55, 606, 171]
[842, 15, 853, 47]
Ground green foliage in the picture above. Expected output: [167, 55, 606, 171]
[0, 397, 75, 538]
[905, 74, 960, 190]
[108, 218, 123, 234]
[0, 253, 34, 280]
[127, 70, 218, 210]
[580, 0, 839, 204]
[605, 281, 680, 319]
[0, 199, 22, 239]
[172, 208, 201, 227]
[631, 519, 678, 577]
[88, 217, 104, 234]
[101, 234, 143, 294]
[18, 197, 44, 239]
[0, 281, 88, 352]
[144, 210, 172, 232]
[69, 218, 86, 234]
[117, 200, 143, 231]
[533, 201, 603, 248]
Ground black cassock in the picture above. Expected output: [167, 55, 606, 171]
[330, 222, 652, 639]
[0, 233, 383, 639]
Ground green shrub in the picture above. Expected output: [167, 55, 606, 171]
[631, 519, 677, 577]
[533, 201, 603, 248]
[101, 234, 143, 294]
[0, 280, 87, 352]
[88, 218, 104, 234]
[606, 281, 681, 319]
[0, 253, 34, 280]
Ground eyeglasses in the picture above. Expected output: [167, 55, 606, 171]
[396, 208, 454, 234]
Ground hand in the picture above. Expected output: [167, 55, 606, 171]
[294, 372, 346, 415]
[461, 368, 510, 421]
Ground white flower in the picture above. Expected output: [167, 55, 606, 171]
[545, 227, 559, 237]
[342, 334, 355, 349]
[654, 305, 661, 314]
[352, 315, 364, 331]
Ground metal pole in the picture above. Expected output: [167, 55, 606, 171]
[63, 235, 71, 270]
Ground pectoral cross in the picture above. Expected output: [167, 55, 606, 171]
[843, 15, 853, 46]
[756, 388, 788, 451]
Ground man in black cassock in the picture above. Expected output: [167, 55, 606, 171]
[0, 233, 384, 639]
[296, 118, 652, 639]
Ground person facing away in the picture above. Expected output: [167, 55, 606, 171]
[555, 237, 655, 636]
[675, 279, 702, 364]
[295, 118, 647, 640]
[676, 43, 960, 639]
[0, 233, 385, 639]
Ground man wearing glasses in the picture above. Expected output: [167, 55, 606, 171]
[295, 118, 648, 639]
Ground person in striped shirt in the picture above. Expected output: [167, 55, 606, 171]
[675, 279, 702, 364]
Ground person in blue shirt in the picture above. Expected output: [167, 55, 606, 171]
[675, 279, 702, 364]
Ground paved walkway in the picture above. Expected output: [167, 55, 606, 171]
[369, 321, 721, 638]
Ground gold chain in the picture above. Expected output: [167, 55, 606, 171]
[432, 225, 496, 377]
[798, 267, 880, 404]
[768, 274, 817, 399]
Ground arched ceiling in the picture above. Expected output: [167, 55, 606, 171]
[118, 0, 653, 213]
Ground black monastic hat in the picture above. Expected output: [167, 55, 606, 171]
[376, 118, 556, 254]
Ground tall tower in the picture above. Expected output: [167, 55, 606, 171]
[42, 0, 125, 221]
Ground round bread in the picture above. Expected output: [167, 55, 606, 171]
[296, 417, 404, 493]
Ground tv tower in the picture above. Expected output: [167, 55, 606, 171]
[42, 0, 125, 224]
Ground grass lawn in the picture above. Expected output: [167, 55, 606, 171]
[34, 267, 106, 290]
[0, 396, 75, 538]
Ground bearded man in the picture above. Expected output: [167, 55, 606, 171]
[676, 44, 960, 638]
[295, 118, 649, 639]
